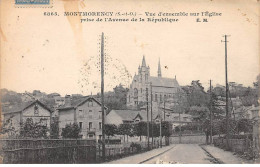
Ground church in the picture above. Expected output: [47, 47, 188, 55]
[127, 56, 182, 110]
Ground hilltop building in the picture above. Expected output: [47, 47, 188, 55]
[127, 56, 183, 113]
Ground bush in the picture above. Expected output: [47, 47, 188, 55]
[61, 123, 81, 139]
[130, 142, 142, 152]
[20, 118, 48, 139]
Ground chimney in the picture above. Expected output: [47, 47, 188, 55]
[65, 95, 71, 107]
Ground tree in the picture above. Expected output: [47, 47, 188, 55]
[188, 106, 209, 122]
[236, 119, 253, 134]
[61, 123, 81, 139]
[104, 124, 117, 142]
[20, 118, 48, 139]
[117, 123, 133, 142]
[50, 117, 59, 139]
[161, 121, 172, 137]
[0, 116, 16, 138]
[211, 92, 225, 120]
[133, 122, 147, 141]
[97, 84, 128, 112]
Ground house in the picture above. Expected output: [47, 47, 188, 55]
[154, 107, 192, 128]
[106, 109, 152, 125]
[2, 100, 53, 135]
[57, 96, 107, 140]
[106, 107, 192, 130]
[233, 105, 256, 120]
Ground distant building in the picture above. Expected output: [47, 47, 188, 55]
[21, 92, 35, 102]
[2, 100, 53, 135]
[234, 105, 258, 120]
[106, 107, 192, 130]
[58, 96, 107, 140]
[127, 56, 182, 112]
[106, 109, 155, 125]
[54, 95, 65, 108]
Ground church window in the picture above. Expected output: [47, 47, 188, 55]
[145, 74, 148, 80]
[155, 94, 157, 102]
[134, 88, 138, 99]
[141, 88, 142, 93]
[129, 95, 130, 102]
[160, 94, 162, 102]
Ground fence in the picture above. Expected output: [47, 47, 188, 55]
[213, 137, 253, 153]
[169, 134, 206, 144]
[96, 140, 162, 162]
[0, 139, 96, 164]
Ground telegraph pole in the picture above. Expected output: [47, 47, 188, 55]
[101, 32, 106, 161]
[159, 102, 162, 148]
[150, 83, 153, 148]
[164, 96, 166, 121]
[222, 35, 230, 150]
[209, 79, 213, 144]
[146, 88, 150, 149]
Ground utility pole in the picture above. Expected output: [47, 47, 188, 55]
[159, 102, 162, 148]
[210, 79, 213, 144]
[179, 112, 182, 144]
[150, 83, 153, 148]
[222, 35, 230, 150]
[101, 32, 106, 161]
[146, 88, 150, 150]
[164, 96, 166, 121]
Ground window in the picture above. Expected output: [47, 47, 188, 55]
[89, 122, 93, 129]
[160, 94, 162, 102]
[79, 122, 83, 129]
[89, 110, 92, 114]
[141, 88, 142, 93]
[34, 104, 39, 116]
[88, 134, 94, 138]
[155, 94, 157, 102]
[99, 122, 102, 129]
[79, 110, 83, 117]
[129, 95, 130, 102]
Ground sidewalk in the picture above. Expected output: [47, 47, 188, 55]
[106, 144, 176, 164]
[201, 145, 253, 164]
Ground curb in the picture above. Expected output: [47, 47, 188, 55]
[200, 145, 224, 164]
[139, 145, 176, 164]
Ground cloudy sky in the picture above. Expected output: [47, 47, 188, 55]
[1, 0, 259, 96]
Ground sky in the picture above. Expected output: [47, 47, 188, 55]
[1, 0, 259, 96]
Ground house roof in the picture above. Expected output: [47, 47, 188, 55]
[234, 106, 254, 114]
[148, 76, 179, 88]
[2, 100, 52, 115]
[57, 96, 108, 111]
[111, 109, 158, 122]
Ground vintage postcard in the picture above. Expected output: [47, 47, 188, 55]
[0, 0, 259, 164]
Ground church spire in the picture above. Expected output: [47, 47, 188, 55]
[142, 55, 146, 67]
[158, 58, 162, 77]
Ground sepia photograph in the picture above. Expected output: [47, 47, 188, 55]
[0, 0, 259, 164]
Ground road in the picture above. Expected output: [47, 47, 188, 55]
[142, 144, 218, 164]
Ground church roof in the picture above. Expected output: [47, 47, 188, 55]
[142, 56, 146, 67]
[148, 76, 179, 88]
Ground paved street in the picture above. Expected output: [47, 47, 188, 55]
[108, 144, 247, 164]
[143, 144, 215, 164]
